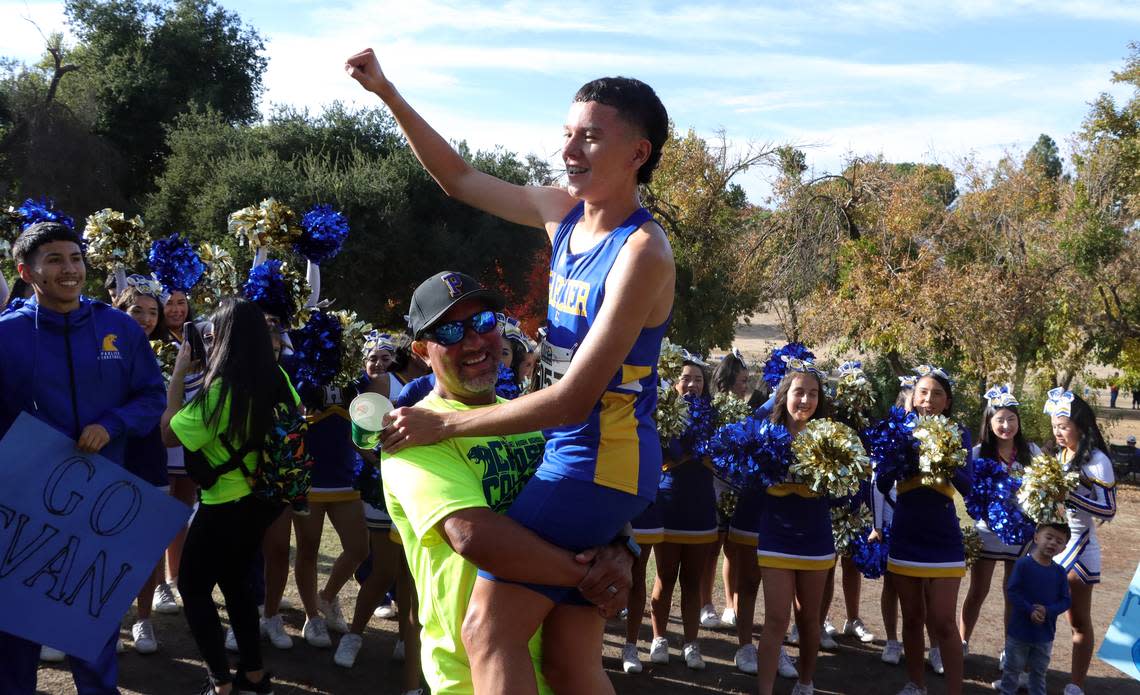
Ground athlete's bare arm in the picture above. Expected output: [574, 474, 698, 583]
[345, 48, 575, 239]
[382, 222, 675, 450]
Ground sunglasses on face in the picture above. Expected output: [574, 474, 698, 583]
[426, 309, 498, 347]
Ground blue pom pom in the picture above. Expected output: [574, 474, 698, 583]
[706, 416, 793, 492]
[290, 309, 343, 390]
[243, 260, 293, 323]
[863, 406, 919, 482]
[681, 394, 717, 459]
[16, 197, 74, 231]
[966, 457, 1034, 545]
[295, 204, 349, 264]
[149, 233, 206, 293]
[850, 526, 890, 579]
[762, 342, 815, 390]
[496, 364, 522, 400]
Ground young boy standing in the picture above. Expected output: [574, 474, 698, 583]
[998, 522, 1073, 695]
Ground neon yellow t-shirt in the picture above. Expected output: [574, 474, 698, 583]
[170, 370, 300, 505]
[381, 392, 550, 695]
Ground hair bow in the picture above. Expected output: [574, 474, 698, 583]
[501, 316, 536, 352]
[126, 273, 169, 302]
[781, 355, 823, 377]
[984, 385, 1020, 409]
[681, 348, 708, 367]
[363, 330, 397, 355]
[913, 364, 955, 386]
[1043, 388, 1074, 418]
[839, 360, 863, 376]
[897, 375, 917, 389]
[730, 347, 748, 368]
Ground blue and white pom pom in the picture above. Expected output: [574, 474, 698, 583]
[762, 342, 815, 390]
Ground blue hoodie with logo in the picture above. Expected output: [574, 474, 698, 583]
[0, 296, 166, 466]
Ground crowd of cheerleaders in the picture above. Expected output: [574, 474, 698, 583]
[5, 198, 1117, 694]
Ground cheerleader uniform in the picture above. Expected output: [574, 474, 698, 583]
[878, 429, 974, 578]
[971, 443, 1041, 561]
[630, 502, 664, 546]
[1054, 448, 1117, 584]
[727, 395, 775, 547]
[756, 480, 835, 570]
[307, 384, 360, 503]
[656, 441, 718, 544]
[165, 369, 204, 477]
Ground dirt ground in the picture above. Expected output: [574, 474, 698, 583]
[33, 313, 1140, 694]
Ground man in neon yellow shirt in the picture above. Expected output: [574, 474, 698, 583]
[381, 271, 634, 695]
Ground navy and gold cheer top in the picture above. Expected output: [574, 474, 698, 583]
[539, 202, 668, 501]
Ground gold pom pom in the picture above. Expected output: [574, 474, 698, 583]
[658, 338, 685, 384]
[713, 391, 753, 427]
[1018, 454, 1080, 524]
[228, 198, 301, 251]
[83, 209, 148, 271]
[655, 385, 690, 443]
[912, 415, 968, 487]
[717, 489, 739, 519]
[961, 524, 982, 568]
[334, 310, 373, 387]
[789, 418, 872, 498]
[831, 505, 873, 556]
[833, 372, 876, 430]
[194, 243, 240, 310]
[150, 340, 178, 380]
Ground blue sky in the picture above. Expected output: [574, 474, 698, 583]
[4, 0, 1138, 201]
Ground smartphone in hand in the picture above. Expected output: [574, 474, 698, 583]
[183, 321, 207, 365]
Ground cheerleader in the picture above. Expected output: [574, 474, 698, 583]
[114, 275, 174, 654]
[1044, 389, 1116, 695]
[756, 358, 833, 695]
[959, 386, 1040, 658]
[703, 350, 751, 633]
[649, 356, 719, 670]
[877, 366, 972, 695]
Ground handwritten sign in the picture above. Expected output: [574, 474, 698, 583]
[0, 413, 191, 661]
[1098, 561, 1140, 681]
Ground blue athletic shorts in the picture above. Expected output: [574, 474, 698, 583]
[478, 467, 648, 604]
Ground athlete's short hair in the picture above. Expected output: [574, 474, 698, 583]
[574, 77, 669, 185]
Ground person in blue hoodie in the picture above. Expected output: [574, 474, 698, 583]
[0, 221, 166, 695]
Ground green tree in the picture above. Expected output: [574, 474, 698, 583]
[61, 0, 266, 203]
[1025, 133, 1063, 180]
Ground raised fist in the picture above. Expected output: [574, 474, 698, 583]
[345, 48, 391, 96]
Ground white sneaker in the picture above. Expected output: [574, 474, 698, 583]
[682, 641, 705, 670]
[334, 633, 363, 668]
[621, 643, 642, 674]
[882, 639, 903, 664]
[791, 682, 815, 695]
[822, 618, 838, 637]
[929, 646, 944, 675]
[844, 618, 875, 643]
[1062, 685, 1084, 695]
[131, 619, 158, 654]
[152, 582, 180, 614]
[40, 645, 65, 662]
[962, 640, 969, 656]
[261, 614, 293, 650]
[224, 627, 238, 653]
[317, 594, 349, 633]
[649, 636, 669, 664]
[787, 624, 800, 645]
[392, 639, 406, 661]
[720, 607, 737, 627]
[898, 684, 927, 695]
[998, 648, 1007, 670]
[699, 604, 722, 628]
[374, 602, 397, 619]
[819, 628, 838, 650]
[734, 643, 758, 674]
[778, 647, 799, 679]
[303, 616, 332, 648]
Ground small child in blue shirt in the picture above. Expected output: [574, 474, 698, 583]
[999, 521, 1073, 695]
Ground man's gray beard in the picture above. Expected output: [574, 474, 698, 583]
[459, 372, 497, 394]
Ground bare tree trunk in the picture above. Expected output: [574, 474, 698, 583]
[784, 295, 800, 342]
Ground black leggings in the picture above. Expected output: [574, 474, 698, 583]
[178, 495, 283, 684]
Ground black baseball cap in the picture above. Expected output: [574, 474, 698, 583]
[407, 271, 503, 339]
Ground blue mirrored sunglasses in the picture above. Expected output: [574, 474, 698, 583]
[426, 309, 499, 346]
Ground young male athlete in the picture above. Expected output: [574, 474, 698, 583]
[0, 222, 166, 694]
[347, 49, 674, 694]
